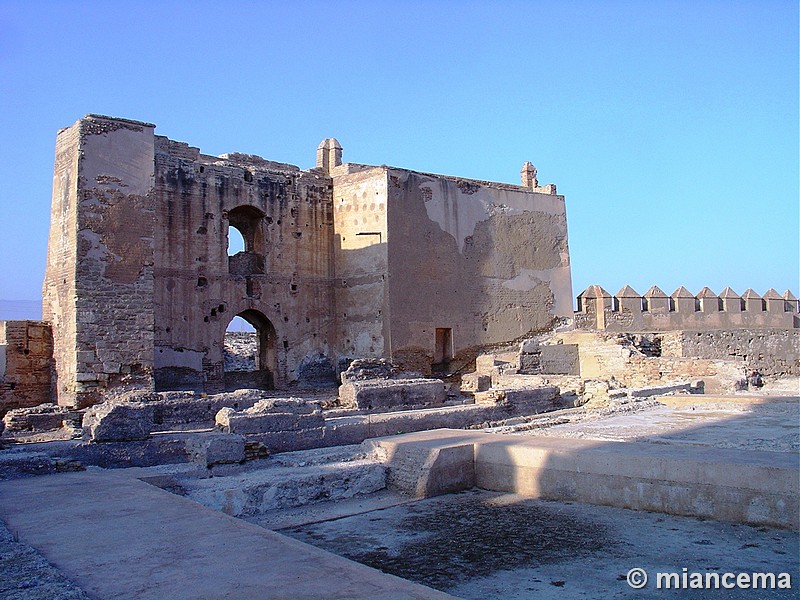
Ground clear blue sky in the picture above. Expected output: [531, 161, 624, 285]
[1, 0, 797, 318]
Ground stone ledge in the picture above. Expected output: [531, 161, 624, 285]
[366, 429, 799, 530]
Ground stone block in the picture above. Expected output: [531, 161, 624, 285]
[520, 338, 540, 354]
[2, 404, 73, 432]
[460, 372, 491, 393]
[339, 378, 447, 410]
[340, 358, 396, 383]
[83, 401, 155, 442]
[215, 398, 324, 435]
[185, 433, 246, 466]
[475, 354, 497, 373]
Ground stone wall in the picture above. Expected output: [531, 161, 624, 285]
[576, 285, 798, 332]
[152, 137, 337, 392]
[384, 168, 573, 373]
[43, 116, 156, 408]
[330, 166, 389, 360]
[662, 329, 800, 377]
[0, 321, 53, 416]
[551, 331, 748, 393]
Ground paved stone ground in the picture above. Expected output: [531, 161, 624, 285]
[0, 521, 90, 600]
[283, 489, 800, 599]
[509, 396, 799, 453]
[0, 471, 451, 600]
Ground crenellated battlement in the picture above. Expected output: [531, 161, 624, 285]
[575, 285, 799, 331]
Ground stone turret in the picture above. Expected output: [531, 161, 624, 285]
[316, 138, 342, 174]
[521, 162, 538, 188]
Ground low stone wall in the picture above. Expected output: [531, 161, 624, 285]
[13, 386, 564, 466]
[545, 331, 749, 394]
[3, 404, 79, 433]
[216, 399, 324, 435]
[368, 429, 799, 530]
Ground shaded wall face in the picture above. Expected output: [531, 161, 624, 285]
[152, 141, 336, 391]
[44, 117, 156, 407]
[386, 169, 572, 371]
[331, 168, 389, 360]
[42, 123, 80, 404]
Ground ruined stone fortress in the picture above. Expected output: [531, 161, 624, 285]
[4, 114, 574, 411]
[0, 113, 797, 416]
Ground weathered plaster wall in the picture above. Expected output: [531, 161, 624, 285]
[0, 321, 53, 415]
[152, 139, 337, 391]
[43, 115, 156, 407]
[385, 169, 572, 371]
[331, 166, 389, 359]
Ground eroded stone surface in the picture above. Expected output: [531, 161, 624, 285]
[83, 402, 155, 442]
[216, 398, 323, 434]
[339, 378, 447, 410]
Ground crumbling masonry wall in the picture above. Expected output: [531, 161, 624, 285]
[0, 321, 53, 416]
[43, 117, 156, 407]
[41, 115, 574, 406]
[331, 165, 389, 360]
[660, 329, 800, 377]
[151, 137, 336, 393]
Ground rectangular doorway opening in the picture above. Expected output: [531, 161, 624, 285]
[434, 327, 453, 366]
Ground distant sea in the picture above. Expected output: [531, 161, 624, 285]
[0, 300, 43, 321]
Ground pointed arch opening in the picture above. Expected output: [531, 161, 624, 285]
[223, 310, 276, 391]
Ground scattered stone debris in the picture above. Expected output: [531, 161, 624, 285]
[340, 358, 398, 383]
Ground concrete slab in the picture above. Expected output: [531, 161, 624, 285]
[0, 471, 452, 599]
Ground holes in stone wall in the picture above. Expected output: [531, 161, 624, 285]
[197, 277, 208, 287]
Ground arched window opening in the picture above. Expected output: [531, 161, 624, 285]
[223, 310, 276, 390]
[227, 205, 266, 275]
[227, 226, 246, 256]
